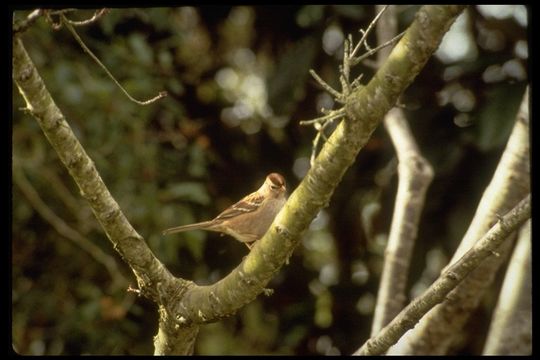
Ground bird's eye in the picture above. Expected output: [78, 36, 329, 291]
[271, 184, 279, 190]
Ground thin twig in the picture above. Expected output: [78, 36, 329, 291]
[350, 73, 364, 91]
[342, 5, 390, 88]
[309, 114, 340, 166]
[60, 13, 167, 106]
[350, 5, 389, 59]
[62, 8, 109, 26]
[342, 37, 352, 81]
[339, 71, 351, 97]
[44, 10, 63, 30]
[48, 9, 78, 15]
[350, 31, 405, 66]
[304, 5, 397, 168]
[309, 69, 343, 101]
[309, 131, 322, 167]
[316, 116, 336, 141]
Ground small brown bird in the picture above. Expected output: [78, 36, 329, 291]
[162, 173, 287, 249]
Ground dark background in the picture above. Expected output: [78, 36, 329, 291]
[12, 5, 528, 355]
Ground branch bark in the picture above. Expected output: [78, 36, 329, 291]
[355, 194, 531, 355]
[387, 86, 530, 355]
[482, 219, 531, 355]
[371, 5, 435, 336]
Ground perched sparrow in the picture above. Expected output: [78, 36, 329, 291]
[162, 173, 287, 249]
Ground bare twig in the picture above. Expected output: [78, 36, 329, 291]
[350, 31, 405, 66]
[339, 69, 352, 97]
[309, 69, 343, 101]
[300, 108, 344, 166]
[304, 6, 400, 165]
[309, 117, 338, 166]
[62, 8, 109, 26]
[299, 108, 345, 126]
[350, 5, 389, 59]
[356, 194, 531, 355]
[60, 13, 167, 106]
[43, 9, 64, 30]
[349, 73, 364, 91]
[343, 5, 389, 88]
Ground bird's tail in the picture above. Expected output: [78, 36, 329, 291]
[162, 221, 215, 236]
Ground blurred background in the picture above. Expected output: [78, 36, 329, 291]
[12, 5, 528, 355]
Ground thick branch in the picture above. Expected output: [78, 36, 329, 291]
[154, 307, 199, 355]
[355, 194, 531, 355]
[387, 86, 530, 354]
[482, 220, 531, 355]
[373, 108, 434, 335]
[13, 35, 194, 354]
[173, 5, 466, 325]
[371, 5, 434, 336]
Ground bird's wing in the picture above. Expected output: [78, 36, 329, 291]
[214, 191, 264, 221]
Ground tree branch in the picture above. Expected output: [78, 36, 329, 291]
[387, 86, 530, 354]
[370, 5, 435, 336]
[355, 194, 531, 355]
[60, 13, 167, 106]
[61, 8, 109, 26]
[482, 219, 531, 355]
